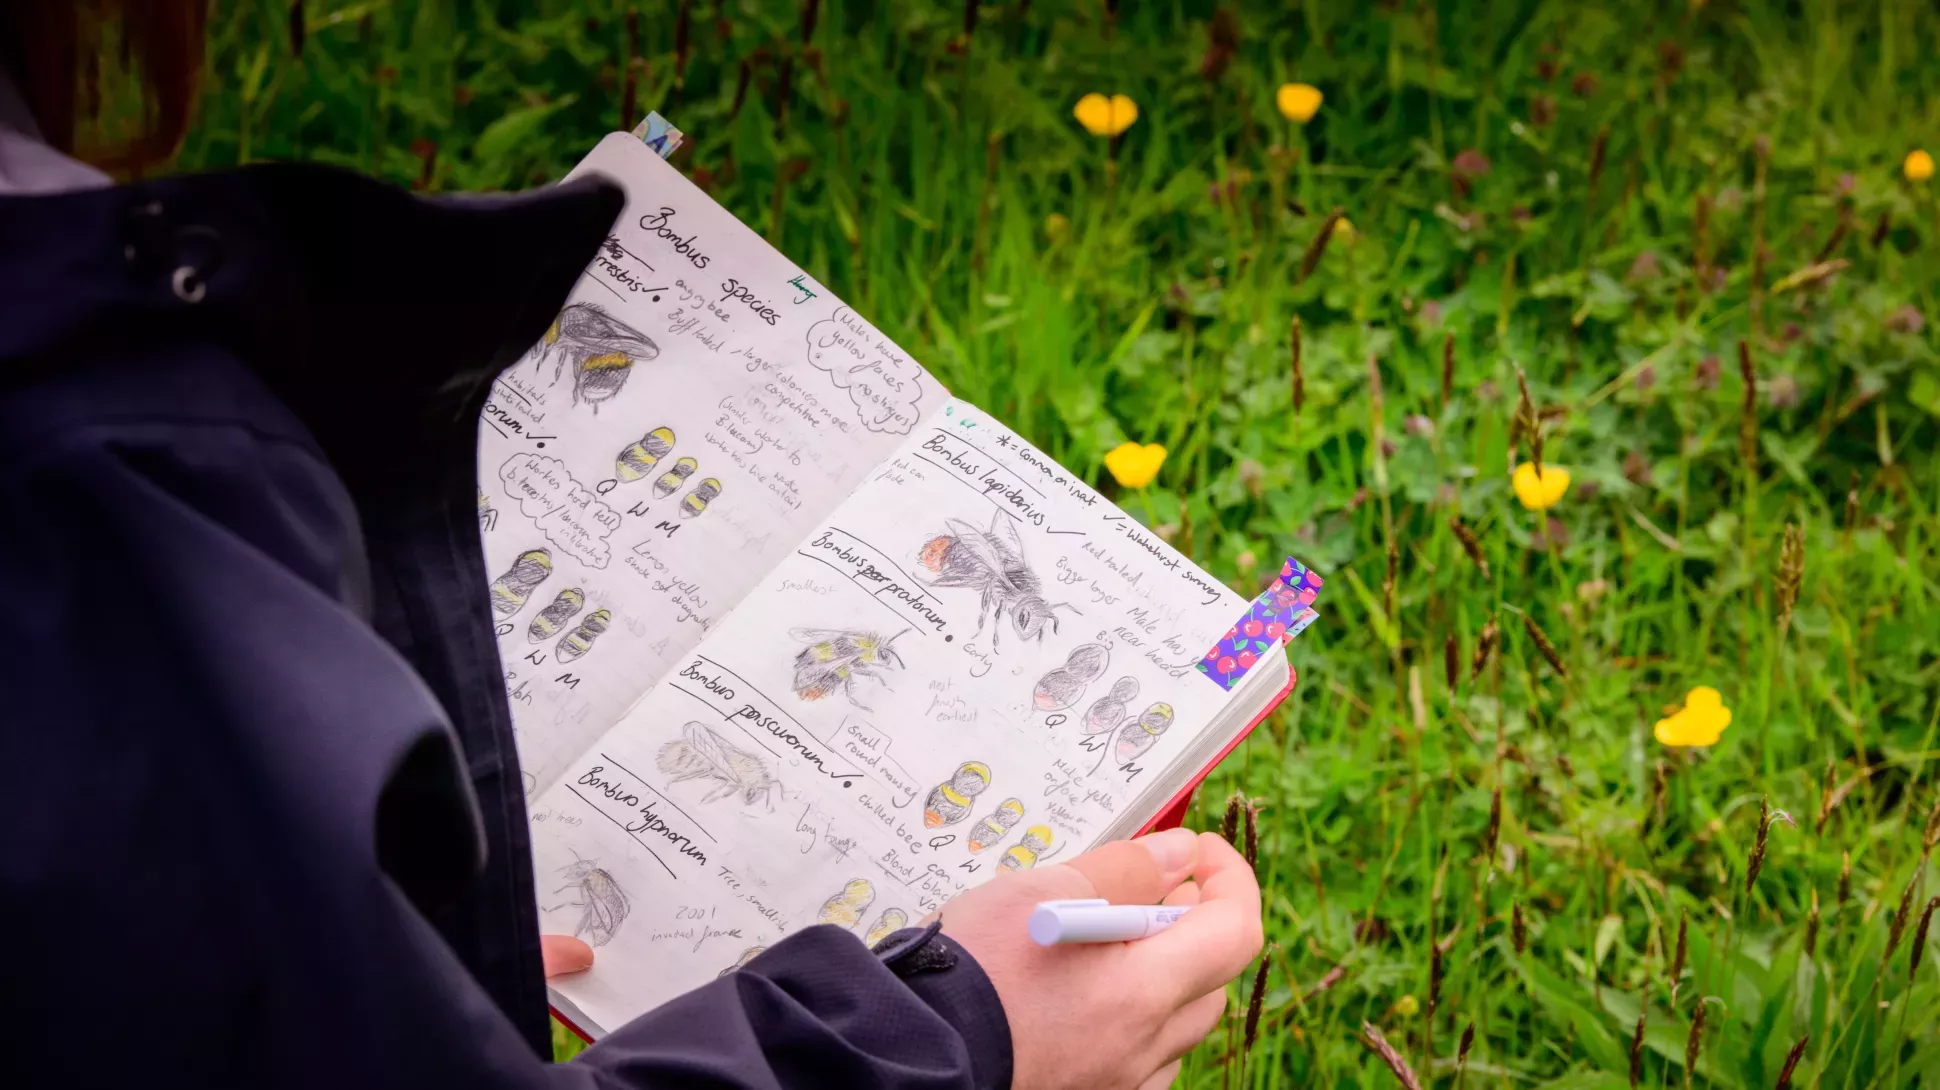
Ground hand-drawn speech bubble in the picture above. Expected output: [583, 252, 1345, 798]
[498, 453, 622, 569]
[804, 306, 925, 435]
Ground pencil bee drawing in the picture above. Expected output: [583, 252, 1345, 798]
[679, 477, 722, 519]
[1000, 826, 1054, 871]
[816, 879, 876, 929]
[550, 857, 630, 947]
[1082, 676, 1140, 735]
[652, 456, 697, 498]
[1031, 643, 1110, 711]
[1114, 702, 1176, 764]
[789, 628, 910, 710]
[527, 588, 585, 642]
[923, 761, 991, 828]
[488, 548, 552, 617]
[966, 799, 1025, 853]
[555, 608, 612, 662]
[863, 908, 908, 946]
[615, 426, 676, 482]
[529, 301, 659, 410]
[914, 511, 1076, 650]
[656, 722, 779, 809]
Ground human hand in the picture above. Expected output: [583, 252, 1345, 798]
[542, 934, 594, 978]
[936, 828, 1262, 1090]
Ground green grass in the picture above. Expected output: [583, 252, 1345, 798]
[183, 1, 1940, 1085]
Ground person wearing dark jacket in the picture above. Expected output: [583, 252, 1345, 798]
[0, 6, 1261, 1088]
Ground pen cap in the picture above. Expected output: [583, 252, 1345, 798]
[1028, 901, 1153, 945]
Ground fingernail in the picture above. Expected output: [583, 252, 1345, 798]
[1141, 827, 1199, 874]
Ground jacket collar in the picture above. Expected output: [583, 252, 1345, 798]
[0, 162, 622, 493]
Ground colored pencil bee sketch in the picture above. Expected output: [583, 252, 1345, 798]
[489, 548, 552, 617]
[550, 857, 630, 947]
[924, 761, 991, 828]
[680, 477, 722, 519]
[1081, 676, 1140, 735]
[615, 427, 676, 482]
[914, 511, 1076, 651]
[653, 456, 698, 498]
[656, 722, 778, 809]
[528, 588, 585, 642]
[718, 946, 766, 977]
[1114, 702, 1176, 763]
[863, 908, 908, 946]
[817, 879, 876, 928]
[1032, 643, 1110, 711]
[1001, 826, 1054, 871]
[478, 488, 497, 533]
[529, 302, 659, 410]
[967, 799, 1025, 853]
[789, 628, 910, 711]
[555, 609, 612, 662]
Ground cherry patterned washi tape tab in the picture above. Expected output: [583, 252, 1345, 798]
[1196, 556, 1323, 691]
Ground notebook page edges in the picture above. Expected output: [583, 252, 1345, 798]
[528, 396, 1264, 1030]
[478, 132, 945, 798]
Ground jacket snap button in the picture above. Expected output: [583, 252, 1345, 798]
[171, 266, 207, 304]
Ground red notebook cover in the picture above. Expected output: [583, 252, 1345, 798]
[1139, 660, 1297, 835]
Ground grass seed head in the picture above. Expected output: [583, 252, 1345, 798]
[1775, 523, 1805, 635]
[1522, 613, 1568, 678]
[1441, 334, 1456, 409]
[1683, 1000, 1707, 1088]
[1746, 796, 1793, 895]
[1511, 901, 1527, 954]
[1298, 208, 1344, 284]
[1484, 786, 1503, 862]
[1922, 794, 1940, 854]
[1444, 633, 1460, 693]
[1222, 791, 1245, 848]
[1242, 946, 1273, 1053]
[1775, 1035, 1809, 1090]
[1911, 897, 1939, 976]
[1513, 365, 1543, 473]
[1472, 615, 1499, 680]
[1804, 887, 1820, 958]
[1885, 859, 1926, 965]
[1358, 1021, 1424, 1090]
[1449, 518, 1491, 580]
[1628, 1009, 1647, 1089]
[1458, 1022, 1475, 1066]
[1838, 851, 1851, 906]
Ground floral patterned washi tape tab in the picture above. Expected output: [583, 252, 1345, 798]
[1196, 556, 1324, 691]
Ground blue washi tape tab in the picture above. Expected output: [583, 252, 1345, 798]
[1196, 556, 1323, 691]
[631, 111, 685, 159]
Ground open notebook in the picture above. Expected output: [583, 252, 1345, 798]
[477, 133, 1321, 1038]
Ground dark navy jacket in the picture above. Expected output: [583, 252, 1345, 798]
[0, 164, 1010, 1088]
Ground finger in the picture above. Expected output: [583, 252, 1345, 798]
[541, 934, 595, 977]
[1133, 833, 1262, 1002]
[1161, 879, 1201, 908]
[1059, 827, 1200, 905]
[1137, 1060, 1182, 1090]
[1152, 988, 1228, 1065]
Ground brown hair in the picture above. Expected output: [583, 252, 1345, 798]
[1, 0, 206, 173]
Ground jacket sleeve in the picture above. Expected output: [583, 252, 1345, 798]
[0, 408, 1009, 1089]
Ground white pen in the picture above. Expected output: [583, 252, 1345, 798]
[1027, 898, 1192, 946]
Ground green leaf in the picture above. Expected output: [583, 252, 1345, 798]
[472, 96, 577, 183]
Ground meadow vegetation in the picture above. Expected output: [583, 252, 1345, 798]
[185, 1, 1940, 1085]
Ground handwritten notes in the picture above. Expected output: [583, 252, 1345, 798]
[806, 307, 927, 434]
[478, 133, 941, 798]
[526, 396, 1252, 1036]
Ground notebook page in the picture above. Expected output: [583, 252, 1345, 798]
[478, 133, 944, 797]
[529, 396, 1251, 1033]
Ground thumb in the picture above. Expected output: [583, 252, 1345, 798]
[542, 934, 595, 977]
[1058, 827, 1201, 905]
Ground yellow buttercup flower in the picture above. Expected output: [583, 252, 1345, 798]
[1392, 994, 1420, 1018]
[1654, 686, 1732, 747]
[1074, 94, 1139, 137]
[1334, 216, 1357, 244]
[1512, 462, 1571, 510]
[1276, 83, 1324, 124]
[1104, 442, 1167, 489]
[1905, 149, 1934, 183]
